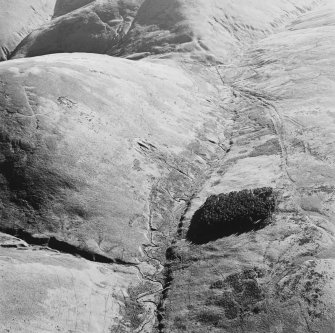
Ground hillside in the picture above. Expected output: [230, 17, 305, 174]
[1, 1, 335, 332]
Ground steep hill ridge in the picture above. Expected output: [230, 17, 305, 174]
[8, 0, 322, 61]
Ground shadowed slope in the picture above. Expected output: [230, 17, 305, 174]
[53, 0, 95, 17]
[11, 0, 144, 59]
[11, 0, 322, 61]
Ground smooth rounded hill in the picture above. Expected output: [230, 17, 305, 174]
[0, 53, 222, 262]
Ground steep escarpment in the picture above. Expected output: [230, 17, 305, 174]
[1, 1, 335, 333]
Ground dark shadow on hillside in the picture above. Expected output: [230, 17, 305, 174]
[53, 0, 94, 18]
[0, 227, 136, 266]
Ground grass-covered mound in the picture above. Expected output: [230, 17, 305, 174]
[187, 187, 275, 244]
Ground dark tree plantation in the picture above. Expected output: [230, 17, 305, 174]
[187, 188, 276, 244]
